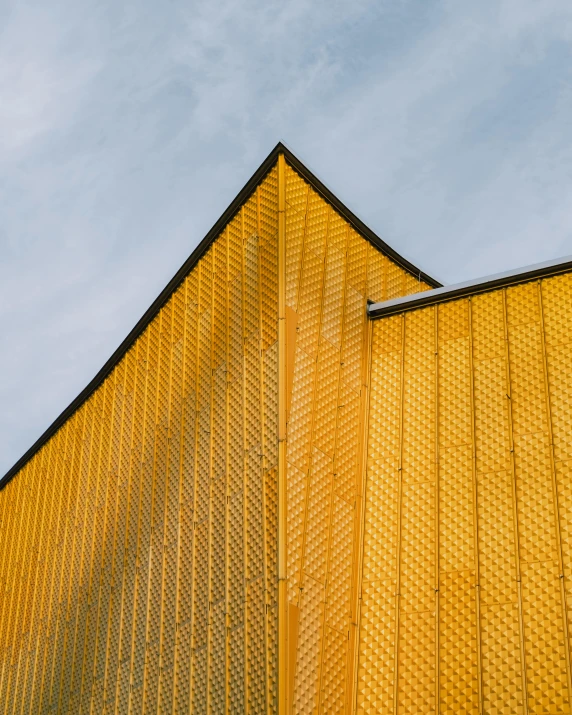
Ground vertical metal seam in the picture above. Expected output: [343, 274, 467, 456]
[8, 429, 39, 709]
[327, 223, 350, 713]
[224, 227, 232, 714]
[293, 205, 329, 715]
[59, 406, 93, 711]
[126, 331, 151, 714]
[140, 311, 166, 712]
[15, 414, 54, 715]
[40, 419, 75, 711]
[7, 423, 42, 714]
[315, 209, 335, 715]
[34, 436, 61, 711]
[467, 298, 484, 714]
[89, 365, 122, 710]
[348, 306, 374, 715]
[112, 344, 143, 712]
[156, 296, 177, 712]
[79, 378, 114, 712]
[537, 280, 572, 707]
[1, 455, 31, 705]
[206, 247, 217, 715]
[22, 442, 51, 711]
[434, 305, 440, 715]
[257, 185, 271, 713]
[67, 395, 99, 712]
[502, 289, 529, 714]
[172, 276, 190, 715]
[241, 206, 249, 714]
[100, 357, 130, 711]
[293, 174, 310, 315]
[188, 264, 204, 711]
[28, 443, 59, 711]
[392, 313, 406, 714]
[277, 153, 288, 715]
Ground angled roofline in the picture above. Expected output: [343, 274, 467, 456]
[278, 142, 441, 288]
[368, 254, 572, 319]
[1, 141, 439, 489]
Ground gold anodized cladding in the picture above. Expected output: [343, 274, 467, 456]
[0, 166, 280, 714]
[0, 153, 426, 714]
[360, 273, 572, 713]
[2, 147, 571, 715]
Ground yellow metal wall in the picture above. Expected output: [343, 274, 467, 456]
[359, 272, 572, 714]
[283, 163, 429, 714]
[0, 154, 436, 715]
[0, 168, 279, 714]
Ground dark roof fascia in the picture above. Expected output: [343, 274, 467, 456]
[368, 254, 572, 319]
[2, 141, 439, 489]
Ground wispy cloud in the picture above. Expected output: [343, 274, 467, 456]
[2, 0, 572, 473]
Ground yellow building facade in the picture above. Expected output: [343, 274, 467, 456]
[1, 143, 571, 713]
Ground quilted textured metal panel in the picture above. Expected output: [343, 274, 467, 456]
[361, 272, 572, 714]
[283, 163, 429, 714]
[0, 168, 279, 714]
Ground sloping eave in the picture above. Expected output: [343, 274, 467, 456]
[2, 141, 439, 489]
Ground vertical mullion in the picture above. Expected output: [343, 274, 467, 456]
[88, 366, 123, 713]
[38, 423, 72, 713]
[225, 226, 232, 713]
[19, 437, 55, 714]
[48, 413, 83, 710]
[1, 468, 28, 707]
[141, 308, 168, 713]
[55, 407, 89, 713]
[126, 327, 154, 715]
[77, 377, 114, 710]
[172, 278, 190, 715]
[434, 305, 440, 715]
[101, 355, 133, 709]
[188, 264, 203, 710]
[241, 205, 249, 713]
[392, 314, 406, 713]
[538, 280, 572, 707]
[156, 299, 176, 713]
[502, 289, 529, 714]
[468, 298, 484, 715]
[191, 258, 212, 710]
[346, 281, 373, 715]
[111, 341, 145, 712]
[257, 185, 271, 713]
[7, 453, 39, 713]
[277, 152, 287, 715]
[207, 244, 216, 715]
[59, 394, 99, 713]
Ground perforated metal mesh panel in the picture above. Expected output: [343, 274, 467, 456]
[283, 164, 429, 714]
[0, 168, 279, 714]
[360, 272, 572, 714]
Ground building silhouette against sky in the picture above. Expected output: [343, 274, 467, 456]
[1, 143, 572, 713]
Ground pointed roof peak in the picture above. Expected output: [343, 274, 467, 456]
[273, 142, 440, 288]
[2, 142, 439, 488]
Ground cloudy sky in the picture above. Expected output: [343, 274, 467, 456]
[2, 0, 572, 475]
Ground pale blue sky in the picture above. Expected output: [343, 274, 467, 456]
[2, 0, 572, 475]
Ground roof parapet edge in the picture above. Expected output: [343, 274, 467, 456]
[368, 254, 572, 319]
